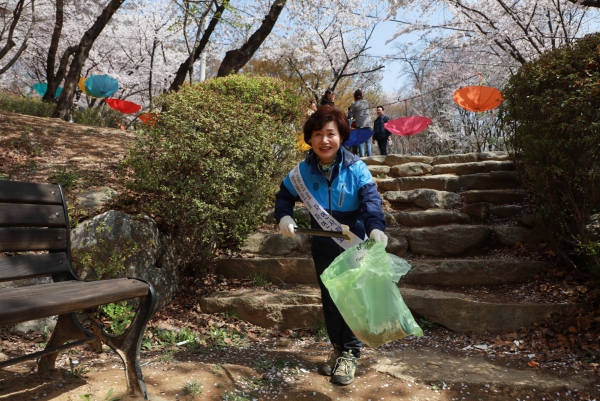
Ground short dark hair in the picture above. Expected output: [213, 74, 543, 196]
[353, 89, 363, 100]
[304, 104, 350, 144]
[376, 105, 385, 111]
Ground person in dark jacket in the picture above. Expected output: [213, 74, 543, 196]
[372, 105, 392, 155]
[274, 104, 387, 386]
[320, 89, 335, 106]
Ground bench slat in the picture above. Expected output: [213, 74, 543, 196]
[0, 278, 150, 326]
[0, 204, 66, 227]
[0, 181, 62, 205]
[0, 228, 67, 252]
[0, 253, 71, 282]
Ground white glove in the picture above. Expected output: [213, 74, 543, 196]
[369, 229, 388, 247]
[279, 215, 296, 237]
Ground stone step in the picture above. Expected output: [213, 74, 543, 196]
[395, 209, 470, 227]
[432, 160, 515, 175]
[389, 162, 433, 178]
[459, 171, 520, 190]
[377, 175, 460, 192]
[432, 151, 511, 165]
[215, 257, 546, 288]
[200, 286, 575, 334]
[463, 189, 528, 204]
[384, 189, 461, 209]
[237, 223, 545, 258]
[403, 259, 549, 286]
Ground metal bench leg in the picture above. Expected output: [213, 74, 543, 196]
[93, 292, 155, 400]
[38, 313, 98, 373]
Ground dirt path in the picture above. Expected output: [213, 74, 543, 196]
[1, 339, 598, 401]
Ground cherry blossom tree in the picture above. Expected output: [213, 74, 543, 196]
[0, 0, 35, 76]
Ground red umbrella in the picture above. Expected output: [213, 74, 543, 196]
[106, 98, 141, 114]
[452, 86, 503, 112]
[139, 112, 159, 126]
[384, 116, 432, 137]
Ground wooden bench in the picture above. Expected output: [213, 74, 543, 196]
[0, 180, 156, 399]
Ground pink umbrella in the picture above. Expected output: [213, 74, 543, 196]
[384, 116, 432, 137]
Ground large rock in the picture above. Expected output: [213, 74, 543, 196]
[200, 288, 323, 329]
[432, 161, 515, 175]
[401, 288, 575, 333]
[396, 209, 470, 227]
[384, 155, 433, 166]
[384, 189, 461, 209]
[404, 259, 547, 286]
[494, 226, 546, 246]
[241, 233, 309, 256]
[390, 162, 433, 177]
[71, 210, 178, 311]
[463, 189, 528, 204]
[368, 165, 391, 177]
[459, 202, 490, 224]
[361, 155, 386, 165]
[385, 228, 408, 256]
[490, 205, 523, 217]
[585, 213, 600, 241]
[215, 258, 317, 285]
[376, 178, 400, 191]
[432, 153, 478, 165]
[459, 171, 520, 190]
[406, 225, 492, 256]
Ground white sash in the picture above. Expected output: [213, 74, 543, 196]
[289, 163, 365, 250]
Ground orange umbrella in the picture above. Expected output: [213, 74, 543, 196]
[452, 86, 503, 112]
[139, 112, 159, 126]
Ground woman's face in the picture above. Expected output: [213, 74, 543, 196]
[310, 121, 341, 164]
[327, 92, 335, 101]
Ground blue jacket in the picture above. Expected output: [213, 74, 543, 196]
[274, 147, 385, 257]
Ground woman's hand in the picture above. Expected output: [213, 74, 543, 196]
[279, 216, 296, 237]
[369, 229, 388, 247]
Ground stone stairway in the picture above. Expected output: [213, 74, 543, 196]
[201, 151, 575, 335]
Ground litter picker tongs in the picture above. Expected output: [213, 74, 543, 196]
[293, 226, 352, 241]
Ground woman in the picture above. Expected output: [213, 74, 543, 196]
[320, 89, 335, 106]
[349, 89, 372, 157]
[274, 104, 388, 386]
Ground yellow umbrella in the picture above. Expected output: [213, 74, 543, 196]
[296, 133, 311, 151]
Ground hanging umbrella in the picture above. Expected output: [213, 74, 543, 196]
[106, 98, 141, 114]
[385, 116, 432, 137]
[83, 74, 119, 98]
[32, 83, 62, 98]
[139, 112, 159, 126]
[344, 128, 374, 147]
[452, 86, 503, 112]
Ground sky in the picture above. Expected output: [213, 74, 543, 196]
[369, 19, 405, 93]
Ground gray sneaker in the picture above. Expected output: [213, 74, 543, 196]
[319, 348, 342, 376]
[331, 351, 358, 385]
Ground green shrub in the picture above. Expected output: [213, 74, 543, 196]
[72, 105, 126, 128]
[121, 75, 304, 269]
[500, 32, 600, 274]
[0, 92, 55, 117]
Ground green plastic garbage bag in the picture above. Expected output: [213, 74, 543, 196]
[320, 240, 423, 347]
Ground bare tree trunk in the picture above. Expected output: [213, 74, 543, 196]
[52, 0, 125, 120]
[168, 1, 227, 92]
[42, 0, 64, 102]
[216, 0, 286, 77]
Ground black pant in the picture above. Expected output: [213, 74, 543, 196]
[376, 138, 388, 155]
[313, 253, 362, 357]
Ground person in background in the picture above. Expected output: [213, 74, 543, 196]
[306, 99, 318, 117]
[274, 104, 387, 386]
[320, 89, 335, 106]
[345, 106, 359, 155]
[372, 105, 392, 156]
[349, 89, 372, 157]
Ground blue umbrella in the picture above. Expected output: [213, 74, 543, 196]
[83, 74, 119, 98]
[32, 83, 62, 98]
[344, 128, 374, 147]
